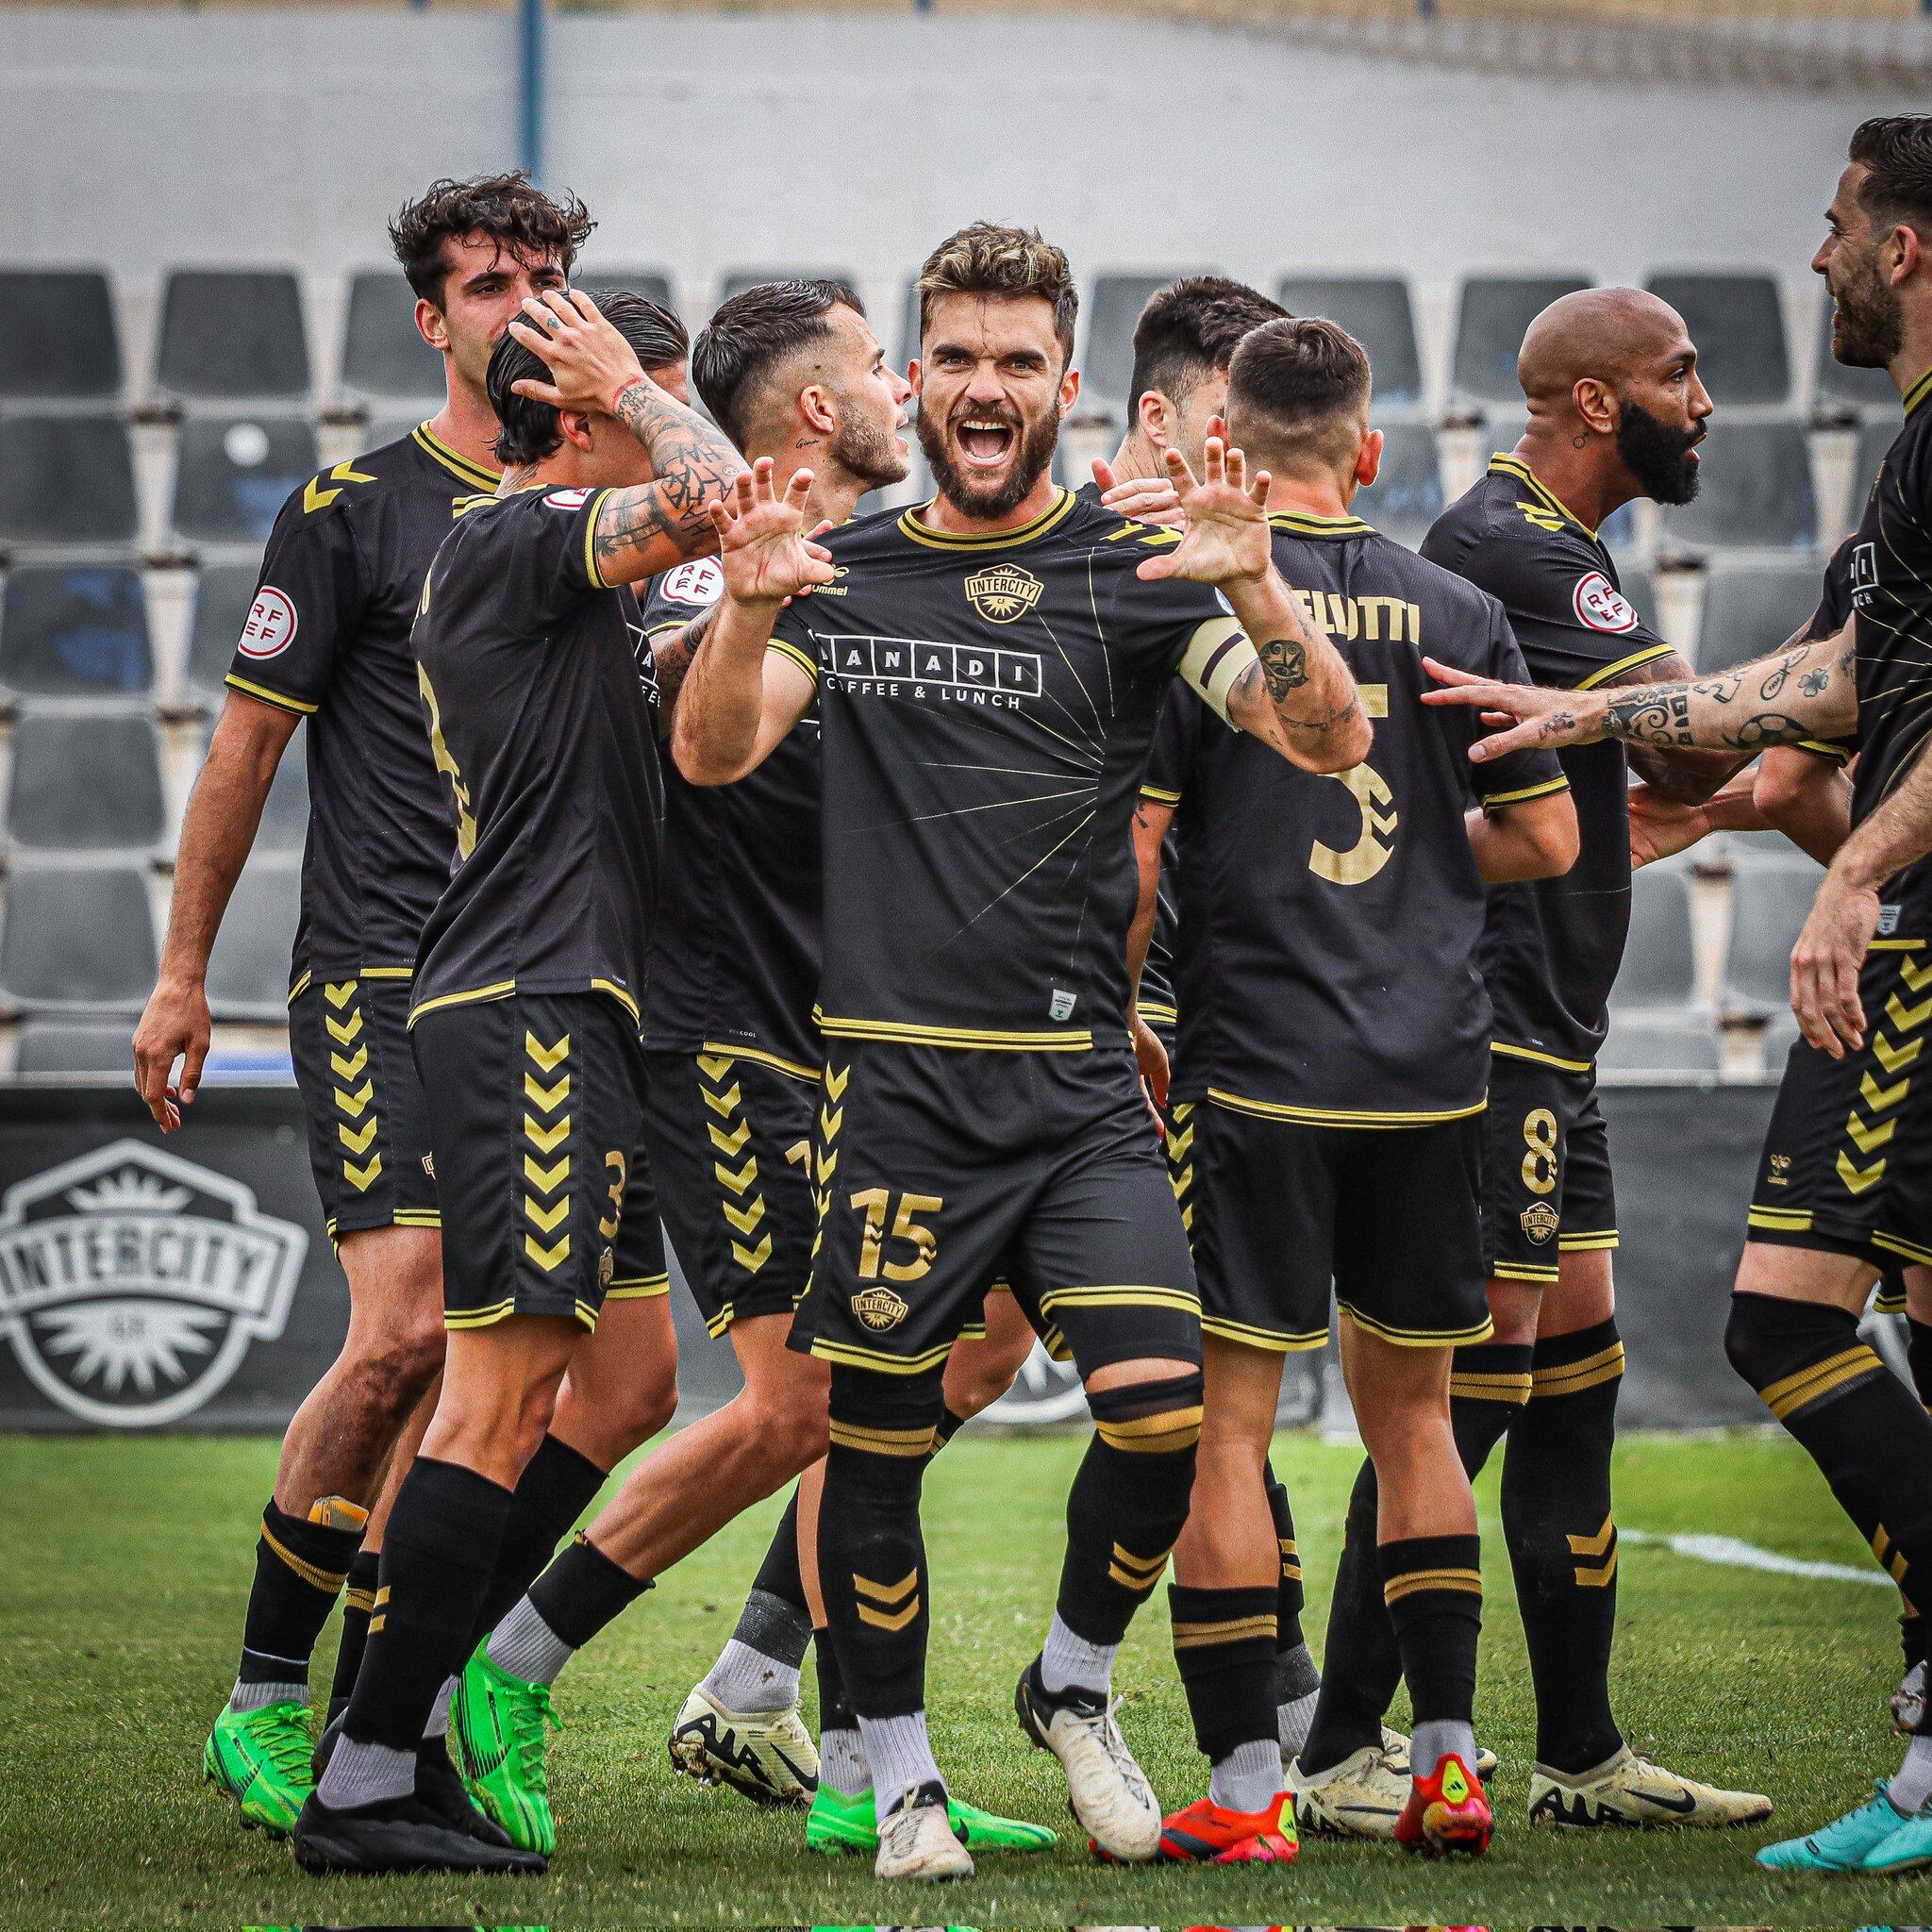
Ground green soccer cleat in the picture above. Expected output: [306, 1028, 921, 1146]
[1756, 1783, 1909, 1872]
[453, 1649, 558, 1857]
[1858, 1802, 1932, 1874]
[203, 1697, 313, 1837]
[806, 1781, 1057, 1854]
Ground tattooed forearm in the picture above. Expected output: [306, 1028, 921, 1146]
[1605, 684, 1813, 752]
[650, 608, 714, 717]
[591, 389, 744, 582]
[1257, 634, 1309, 702]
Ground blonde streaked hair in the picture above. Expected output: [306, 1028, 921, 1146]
[916, 223, 1078, 366]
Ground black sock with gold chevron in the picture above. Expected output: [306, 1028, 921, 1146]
[1501, 1318, 1624, 1773]
[234, 1495, 366, 1709]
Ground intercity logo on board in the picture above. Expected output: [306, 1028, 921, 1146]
[0, 1141, 305, 1426]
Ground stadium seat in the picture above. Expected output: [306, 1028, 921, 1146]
[1277, 275, 1424, 409]
[6, 708, 165, 855]
[0, 269, 122, 402]
[1723, 854, 1824, 1018]
[1451, 275, 1591, 407]
[1847, 413, 1894, 521]
[1759, 1007, 1806, 1067]
[1812, 302, 1902, 416]
[1646, 272, 1790, 408]
[171, 415, 317, 548]
[11, 1016, 135, 1077]
[196, 716, 308, 852]
[717, 269, 853, 311]
[154, 269, 310, 406]
[1656, 418, 1816, 554]
[0, 413, 138, 551]
[575, 269, 678, 317]
[1612, 863, 1698, 1010]
[0, 862, 157, 1013]
[183, 560, 259, 707]
[1356, 422, 1443, 546]
[1620, 562, 1660, 637]
[340, 269, 442, 404]
[1597, 1010, 1724, 1076]
[896, 279, 923, 376]
[205, 858, 299, 1020]
[0, 564, 151, 700]
[1694, 555, 1826, 671]
[1083, 272, 1216, 423]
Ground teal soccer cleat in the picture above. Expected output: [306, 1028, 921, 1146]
[1756, 1783, 1910, 1872]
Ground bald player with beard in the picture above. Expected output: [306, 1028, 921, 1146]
[1292, 287, 1774, 1837]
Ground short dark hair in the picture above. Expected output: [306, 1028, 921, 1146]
[1225, 317, 1372, 471]
[1851, 114, 1932, 236]
[390, 172, 595, 310]
[487, 291, 690, 468]
[917, 223, 1078, 367]
[692, 279, 865, 448]
[1127, 276, 1288, 422]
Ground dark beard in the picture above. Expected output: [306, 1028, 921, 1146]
[917, 404, 1060, 520]
[1616, 400, 1703, 507]
[829, 411, 910, 491]
[1829, 255, 1904, 370]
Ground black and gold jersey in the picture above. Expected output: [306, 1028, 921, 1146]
[1423, 456, 1674, 1070]
[409, 483, 664, 1029]
[767, 485, 1248, 1054]
[225, 423, 497, 987]
[1841, 370, 1932, 939]
[636, 558, 824, 1079]
[1147, 510, 1565, 1124]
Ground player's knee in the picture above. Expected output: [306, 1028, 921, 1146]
[751, 1394, 830, 1478]
[942, 1350, 1021, 1419]
[1724, 1288, 1853, 1391]
[346, 1311, 444, 1419]
[1088, 1368, 1204, 1476]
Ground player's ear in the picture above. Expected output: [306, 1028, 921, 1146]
[1357, 426, 1384, 492]
[799, 381, 838, 436]
[416, 297, 450, 356]
[558, 408, 596, 454]
[1573, 375, 1617, 438]
[1887, 219, 1923, 287]
[1137, 387, 1170, 449]
[1058, 361, 1081, 418]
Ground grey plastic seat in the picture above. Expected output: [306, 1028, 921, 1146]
[184, 561, 262, 707]
[1657, 418, 1816, 554]
[156, 269, 309, 406]
[0, 565, 151, 699]
[1278, 276, 1423, 408]
[1696, 556, 1828, 671]
[1612, 864, 1698, 1010]
[340, 269, 442, 404]
[0, 414, 138, 550]
[1451, 275, 1591, 406]
[1647, 273, 1789, 408]
[575, 269, 678, 317]
[1813, 303, 1903, 416]
[1724, 855, 1825, 1017]
[0, 863, 157, 1013]
[195, 716, 308, 852]
[1848, 414, 1897, 521]
[12, 1016, 135, 1076]
[7, 709, 165, 854]
[1619, 563, 1660, 637]
[1357, 423, 1443, 546]
[1083, 273, 1216, 423]
[205, 858, 300, 1020]
[1597, 1011, 1724, 1076]
[0, 270, 122, 403]
[171, 416, 317, 547]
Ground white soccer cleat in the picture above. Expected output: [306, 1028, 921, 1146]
[874, 1782, 974, 1881]
[1527, 1743, 1773, 1828]
[666, 1685, 818, 1807]
[1382, 1724, 1498, 1783]
[1014, 1659, 1161, 1862]
[1289, 1742, 1407, 1840]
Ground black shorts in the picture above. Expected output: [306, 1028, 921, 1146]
[1482, 1052, 1619, 1286]
[1189, 1096, 1491, 1351]
[642, 1047, 818, 1338]
[411, 991, 658, 1331]
[789, 1041, 1199, 1379]
[289, 973, 440, 1241]
[1747, 951, 1932, 1274]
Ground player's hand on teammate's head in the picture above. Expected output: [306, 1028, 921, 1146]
[1092, 457, 1184, 528]
[1135, 434, 1272, 587]
[505, 289, 650, 418]
[1422, 658, 1604, 761]
[708, 458, 837, 608]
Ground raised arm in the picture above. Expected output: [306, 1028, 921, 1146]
[506, 290, 743, 587]
[672, 461, 833, 785]
[1140, 440, 1371, 774]
[1606, 649, 1748, 803]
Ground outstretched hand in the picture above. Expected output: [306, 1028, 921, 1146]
[1134, 433, 1272, 588]
[1422, 658, 1606, 761]
[1092, 457, 1184, 528]
[708, 458, 837, 607]
[505, 289, 651, 418]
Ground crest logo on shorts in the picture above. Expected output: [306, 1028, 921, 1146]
[1767, 1153, 1791, 1186]
[852, 1286, 910, 1332]
[1878, 903, 1901, 937]
[964, 565, 1043, 625]
[598, 1247, 615, 1288]
[1519, 1201, 1559, 1245]
[0, 1141, 305, 1427]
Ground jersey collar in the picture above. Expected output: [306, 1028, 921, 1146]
[896, 486, 1077, 551]
[1488, 454, 1597, 540]
[1267, 508, 1374, 540]
[1905, 365, 1932, 420]
[412, 422, 502, 492]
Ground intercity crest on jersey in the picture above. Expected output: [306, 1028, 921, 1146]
[1520, 1200, 1560, 1244]
[964, 562, 1045, 624]
[0, 1140, 304, 1427]
[852, 1285, 909, 1331]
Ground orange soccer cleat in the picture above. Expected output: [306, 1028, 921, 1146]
[1154, 1790, 1300, 1864]
[1395, 1751, 1492, 1857]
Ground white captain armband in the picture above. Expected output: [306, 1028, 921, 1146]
[1177, 616, 1259, 724]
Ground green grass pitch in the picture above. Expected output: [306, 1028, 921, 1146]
[1, 1424, 1924, 1924]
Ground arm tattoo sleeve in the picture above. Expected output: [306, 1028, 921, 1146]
[651, 608, 714, 716]
[593, 390, 742, 576]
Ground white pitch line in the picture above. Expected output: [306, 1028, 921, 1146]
[1624, 1528, 1892, 1587]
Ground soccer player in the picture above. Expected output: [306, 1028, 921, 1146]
[1424, 113, 1932, 1875]
[672, 222, 1367, 1879]
[1134, 317, 1576, 1861]
[127, 175, 657, 1840]
[1295, 280, 1771, 1835]
[288, 290, 743, 1875]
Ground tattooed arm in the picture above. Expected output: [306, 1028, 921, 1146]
[648, 608, 711, 733]
[1606, 650, 1750, 803]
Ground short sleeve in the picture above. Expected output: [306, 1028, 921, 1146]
[1142, 683, 1204, 806]
[224, 486, 363, 714]
[639, 557, 724, 638]
[1469, 605, 1570, 810]
[767, 603, 821, 688]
